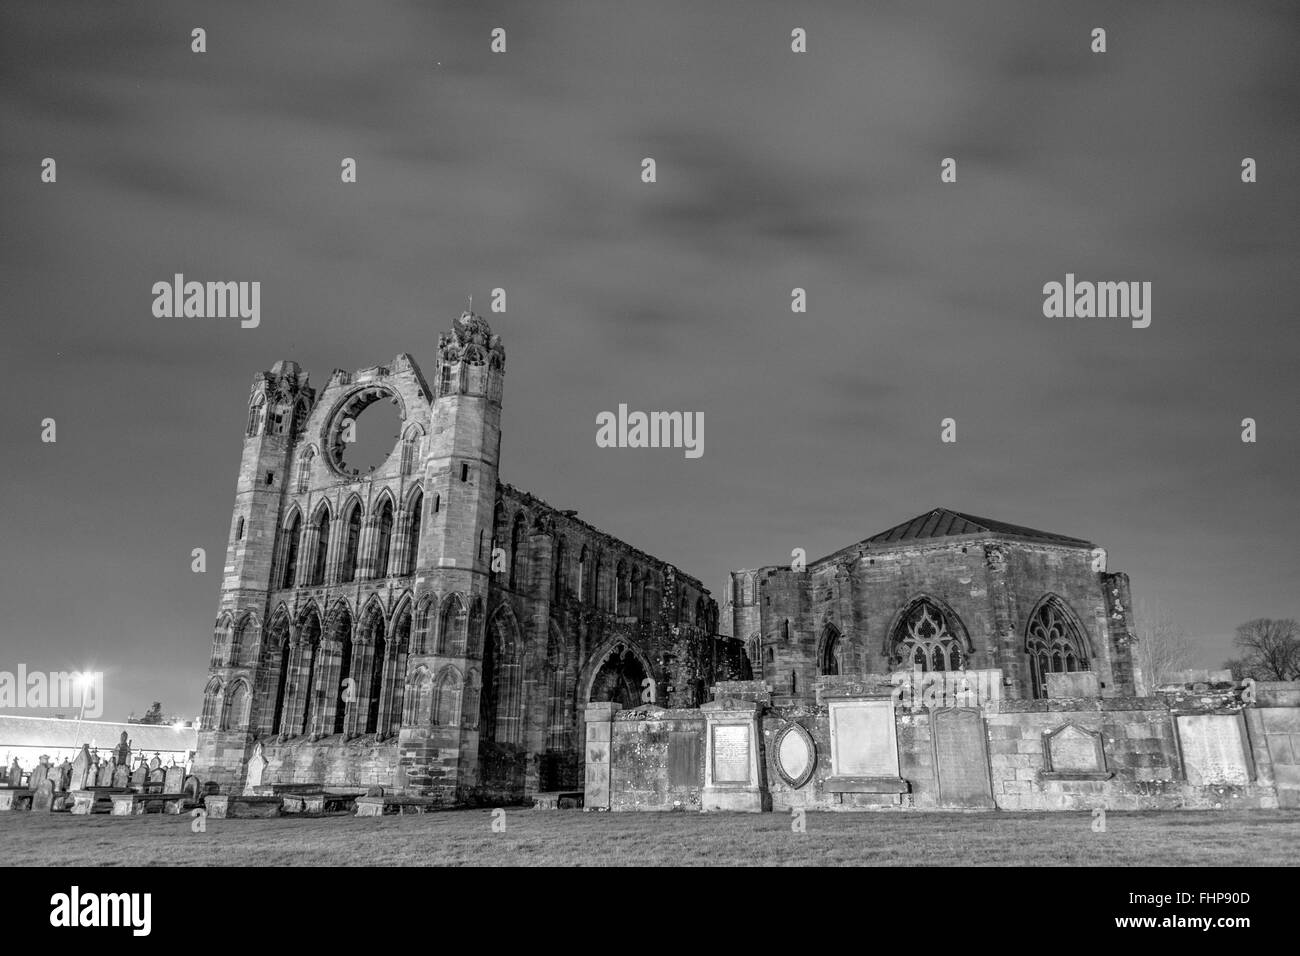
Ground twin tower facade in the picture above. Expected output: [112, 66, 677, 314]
[193, 311, 744, 802]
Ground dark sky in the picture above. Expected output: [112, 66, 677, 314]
[2, 1, 1297, 721]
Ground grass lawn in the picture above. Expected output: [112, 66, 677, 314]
[3, 808, 1298, 866]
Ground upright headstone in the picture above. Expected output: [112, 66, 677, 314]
[31, 780, 55, 812]
[6, 758, 20, 786]
[68, 745, 91, 791]
[243, 742, 268, 795]
[28, 757, 51, 792]
[57, 759, 72, 791]
[824, 696, 908, 802]
[164, 765, 185, 794]
[112, 765, 130, 790]
[148, 767, 165, 791]
[114, 732, 131, 767]
[149, 754, 161, 771]
[97, 761, 115, 788]
[130, 764, 148, 792]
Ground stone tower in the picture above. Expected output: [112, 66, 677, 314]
[399, 311, 506, 799]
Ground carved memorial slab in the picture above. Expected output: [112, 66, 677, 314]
[774, 722, 816, 788]
[829, 699, 898, 777]
[667, 731, 701, 788]
[1045, 724, 1106, 773]
[711, 724, 752, 785]
[1177, 715, 1251, 786]
[932, 708, 994, 807]
[164, 765, 185, 794]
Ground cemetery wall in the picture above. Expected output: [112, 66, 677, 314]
[595, 683, 1300, 813]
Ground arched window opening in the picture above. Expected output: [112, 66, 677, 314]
[405, 491, 422, 575]
[509, 513, 527, 591]
[891, 600, 966, 673]
[268, 614, 292, 734]
[820, 626, 841, 676]
[222, 681, 249, 731]
[339, 502, 362, 583]
[310, 506, 330, 586]
[554, 538, 568, 602]
[246, 396, 266, 436]
[1026, 599, 1089, 699]
[373, 498, 394, 579]
[279, 512, 301, 589]
[437, 595, 467, 655]
[577, 546, 588, 603]
[589, 645, 647, 711]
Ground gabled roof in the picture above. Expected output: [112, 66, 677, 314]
[863, 508, 1093, 548]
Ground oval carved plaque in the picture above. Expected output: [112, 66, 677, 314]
[774, 722, 816, 788]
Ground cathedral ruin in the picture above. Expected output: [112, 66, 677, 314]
[194, 312, 1300, 814]
[193, 311, 746, 803]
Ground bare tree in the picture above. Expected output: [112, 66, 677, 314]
[1229, 619, 1300, 681]
[1133, 599, 1190, 686]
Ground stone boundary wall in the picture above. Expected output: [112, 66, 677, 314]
[591, 682, 1300, 813]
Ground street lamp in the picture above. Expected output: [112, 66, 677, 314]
[69, 672, 94, 759]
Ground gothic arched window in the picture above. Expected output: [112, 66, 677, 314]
[373, 498, 394, 579]
[1026, 598, 1089, 699]
[339, 501, 362, 583]
[246, 396, 266, 436]
[891, 600, 966, 672]
[820, 625, 841, 676]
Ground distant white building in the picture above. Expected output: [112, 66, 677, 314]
[0, 715, 197, 776]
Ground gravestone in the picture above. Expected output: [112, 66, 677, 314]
[1177, 714, 1251, 786]
[701, 698, 762, 812]
[114, 732, 131, 766]
[130, 765, 149, 791]
[31, 780, 55, 812]
[97, 761, 115, 788]
[69, 746, 91, 791]
[183, 775, 202, 801]
[148, 768, 165, 789]
[7, 758, 20, 786]
[773, 722, 816, 789]
[164, 765, 185, 794]
[931, 708, 994, 807]
[243, 742, 268, 795]
[148, 755, 161, 771]
[1045, 724, 1106, 773]
[112, 765, 130, 790]
[57, 759, 72, 791]
[28, 758, 50, 792]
